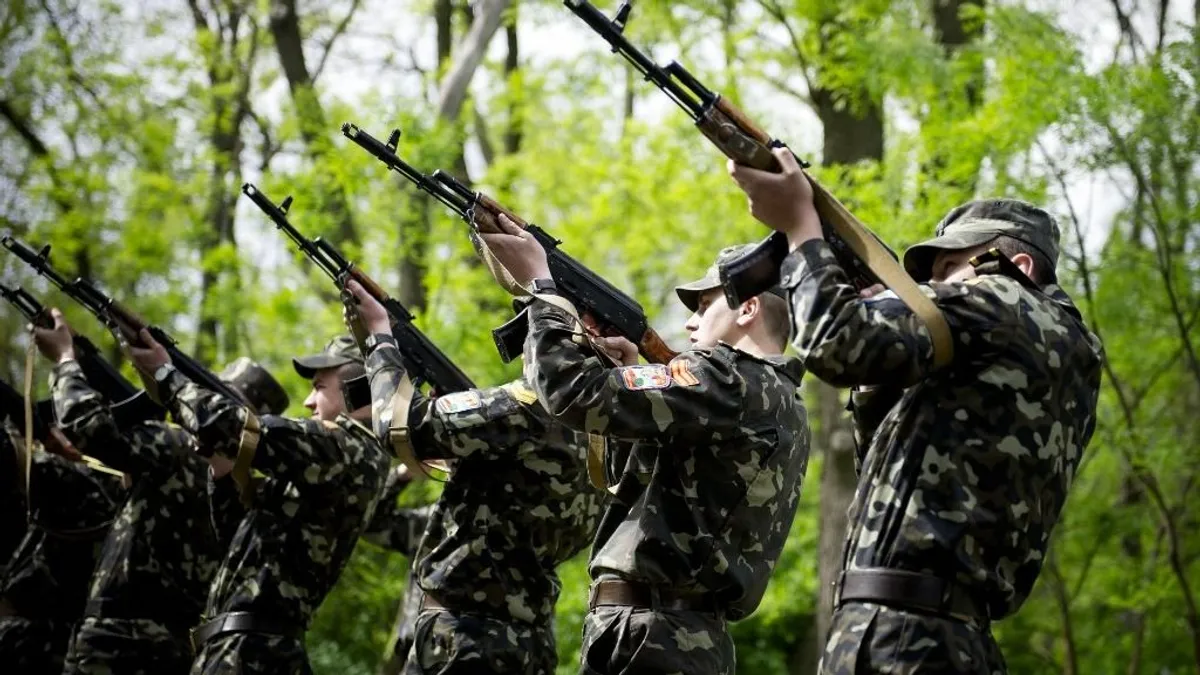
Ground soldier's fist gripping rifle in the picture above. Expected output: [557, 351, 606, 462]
[567, 0, 953, 367]
[342, 122, 678, 365]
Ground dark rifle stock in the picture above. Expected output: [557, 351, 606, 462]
[1, 234, 241, 412]
[340, 122, 677, 365]
[241, 183, 475, 396]
[565, 0, 895, 307]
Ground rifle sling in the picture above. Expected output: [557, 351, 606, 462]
[232, 412, 261, 507]
[23, 340, 35, 509]
[809, 179, 955, 369]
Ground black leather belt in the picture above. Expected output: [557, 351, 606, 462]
[837, 569, 988, 623]
[588, 580, 723, 615]
[189, 611, 302, 654]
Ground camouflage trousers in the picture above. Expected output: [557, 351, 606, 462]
[819, 602, 1007, 674]
[0, 615, 71, 675]
[64, 616, 192, 674]
[579, 606, 735, 675]
[191, 633, 311, 675]
[402, 608, 556, 675]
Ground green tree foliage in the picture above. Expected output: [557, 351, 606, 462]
[2, 0, 1197, 673]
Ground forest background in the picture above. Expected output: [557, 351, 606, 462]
[1, 0, 1197, 673]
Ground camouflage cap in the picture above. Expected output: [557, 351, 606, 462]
[675, 243, 786, 312]
[903, 199, 1061, 282]
[218, 357, 290, 415]
[292, 335, 364, 380]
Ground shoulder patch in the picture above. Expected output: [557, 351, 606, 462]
[620, 364, 673, 391]
[435, 391, 484, 414]
[501, 381, 539, 405]
[668, 359, 700, 387]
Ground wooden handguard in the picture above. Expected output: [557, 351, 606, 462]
[349, 268, 390, 302]
[715, 98, 772, 146]
[638, 328, 679, 365]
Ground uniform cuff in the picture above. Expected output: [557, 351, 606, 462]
[780, 239, 839, 289]
[51, 358, 85, 385]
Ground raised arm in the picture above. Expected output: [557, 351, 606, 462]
[522, 301, 744, 440]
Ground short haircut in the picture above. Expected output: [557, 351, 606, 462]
[989, 235, 1058, 285]
[757, 293, 792, 350]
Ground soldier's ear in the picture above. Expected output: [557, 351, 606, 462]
[736, 296, 760, 327]
[1010, 252, 1036, 280]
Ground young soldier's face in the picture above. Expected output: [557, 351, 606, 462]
[685, 288, 741, 349]
[303, 368, 348, 421]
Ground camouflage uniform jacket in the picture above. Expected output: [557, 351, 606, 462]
[362, 468, 434, 557]
[0, 425, 27, 562]
[159, 369, 388, 627]
[0, 424, 121, 621]
[522, 301, 810, 621]
[781, 239, 1103, 618]
[366, 345, 605, 623]
[50, 359, 219, 629]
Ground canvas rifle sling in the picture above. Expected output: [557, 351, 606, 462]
[809, 178, 955, 369]
[232, 412, 261, 507]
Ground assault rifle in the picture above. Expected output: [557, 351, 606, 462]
[341, 122, 678, 365]
[1, 281, 164, 429]
[566, 2, 897, 302]
[2, 234, 249, 409]
[241, 183, 475, 396]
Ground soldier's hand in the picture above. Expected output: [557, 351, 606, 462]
[478, 214, 551, 286]
[124, 328, 171, 375]
[592, 336, 639, 367]
[44, 427, 84, 463]
[859, 283, 886, 298]
[345, 280, 391, 335]
[30, 308, 76, 364]
[727, 147, 821, 249]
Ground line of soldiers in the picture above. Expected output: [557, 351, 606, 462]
[0, 158, 1102, 674]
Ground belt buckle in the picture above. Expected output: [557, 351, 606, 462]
[587, 583, 600, 609]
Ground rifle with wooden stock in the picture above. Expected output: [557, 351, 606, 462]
[1, 280, 164, 429]
[341, 122, 678, 365]
[241, 182, 475, 398]
[566, 0, 954, 367]
[2, 234, 247, 409]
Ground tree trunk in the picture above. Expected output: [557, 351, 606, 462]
[268, 0, 358, 246]
[435, 0, 509, 122]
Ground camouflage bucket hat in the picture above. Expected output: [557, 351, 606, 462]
[292, 335, 364, 380]
[219, 357, 290, 415]
[903, 199, 1061, 282]
[675, 243, 786, 312]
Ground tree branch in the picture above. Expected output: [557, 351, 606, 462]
[436, 0, 510, 122]
[311, 0, 362, 82]
[757, 0, 817, 99]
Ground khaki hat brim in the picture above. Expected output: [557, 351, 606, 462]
[674, 276, 721, 312]
[903, 228, 1002, 282]
[292, 354, 357, 380]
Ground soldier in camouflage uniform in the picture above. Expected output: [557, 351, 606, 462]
[125, 330, 389, 675]
[30, 309, 290, 674]
[477, 222, 812, 675]
[729, 150, 1104, 673]
[346, 280, 606, 675]
[362, 465, 435, 672]
[0, 417, 121, 675]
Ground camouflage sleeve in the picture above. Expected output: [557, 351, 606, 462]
[780, 239, 1024, 388]
[365, 344, 532, 459]
[161, 370, 356, 482]
[50, 359, 192, 474]
[523, 301, 746, 439]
